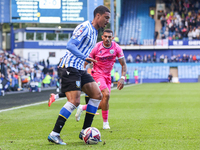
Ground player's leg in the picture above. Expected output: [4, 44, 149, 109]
[48, 67, 81, 145]
[48, 92, 66, 107]
[75, 94, 88, 121]
[98, 88, 110, 129]
[98, 76, 111, 129]
[75, 75, 105, 122]
[111, 76, 114, 87]
[48, 91, 80, 145]
[85, 94, 90, 104]
[75, 94, 100, 121]
[56, 77, 60, 92]
[78, 72, 102, 139]
[134, 76, 138, 84]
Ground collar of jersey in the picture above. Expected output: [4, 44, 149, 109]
[102, 42, 112, 49]
[89, 21, 98, 32]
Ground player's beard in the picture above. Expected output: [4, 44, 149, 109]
[104, 40, 111, 47]
[105, 40, 109, 45]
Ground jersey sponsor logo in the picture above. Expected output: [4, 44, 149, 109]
[76, 81, 80, 88]
[110, 49, 114, 54]
[98, 56, 115, 61]
[76, 30, 82, 35]
[76, 26, 84, 36]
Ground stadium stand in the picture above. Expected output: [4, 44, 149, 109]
[2, 0, 200, 87]
[178, 65, 200, 79]
[119, 0, 155, 45]
[115, 63, 169, 82]
[114, 62, 200, 83]
[160, 0, 200, 40]
[0, 51, 58, 96]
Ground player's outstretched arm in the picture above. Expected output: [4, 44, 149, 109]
[117, 57, 127, 90]
[66, 39, 87, 61]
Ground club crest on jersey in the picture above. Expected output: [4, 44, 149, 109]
[76, 81, 80, 88]
[97, 81, 101, 86]
[110, 49, 114, 54]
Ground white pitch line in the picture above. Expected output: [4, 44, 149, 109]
[0, 84, 140, 113]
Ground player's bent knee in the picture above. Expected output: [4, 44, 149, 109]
[93, 91, 102, 100]
[104, 93, 110, 100]
[102, 90, 110, 100]
[98, 92, 103, 100]
[68, 99, 80, 107]
[74, 102, 80, 107]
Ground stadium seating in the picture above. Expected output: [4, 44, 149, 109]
[178, 65, 200, 79]
[115, 64, 169, 79]
[160, 0, 200, 40]
[114, 63, 200, 83]
[119, 0, 155, 45]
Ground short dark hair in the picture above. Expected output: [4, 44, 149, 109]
[94, 5, 110, 18]
[103, 29, 113, 35]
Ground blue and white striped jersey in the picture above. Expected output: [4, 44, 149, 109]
[59, 21, 98, 70]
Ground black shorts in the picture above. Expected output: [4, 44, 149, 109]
[61, 67, 95, 93]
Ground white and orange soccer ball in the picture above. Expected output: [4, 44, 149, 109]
[83, 127, 101, 144]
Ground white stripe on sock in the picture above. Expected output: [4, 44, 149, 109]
[88, 98, 101, 108]
[63, 101, 76, 113]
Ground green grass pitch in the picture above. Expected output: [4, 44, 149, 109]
[1, 83, 200, 150]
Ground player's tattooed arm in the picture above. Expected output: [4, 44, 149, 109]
[119, 57, 127, 77]
[117, 57, 127, 90]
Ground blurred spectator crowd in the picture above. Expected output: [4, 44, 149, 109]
[160, 0, 200, 40]
[0, 51, 58, 96]
[126, 52, 200, 63]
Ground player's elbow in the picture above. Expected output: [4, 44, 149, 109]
[66, 42, 73, 50]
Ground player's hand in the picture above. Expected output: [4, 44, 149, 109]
[117, 78, 125, 90]
[85, 57, 97, 63]
[84, 58, 96, 68]
[84, 61, 89, 68]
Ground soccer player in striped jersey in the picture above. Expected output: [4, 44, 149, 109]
[47, 5, 110, 145]
[48, 29, 127, 130]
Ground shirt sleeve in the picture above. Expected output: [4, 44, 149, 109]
[116, 45, 124, 59]
[71, 24, 89, 45]
[65, 24, 89, 61]
[66, 39, 87, 61]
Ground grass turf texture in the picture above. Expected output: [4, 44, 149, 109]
[0, 83, 200, 150]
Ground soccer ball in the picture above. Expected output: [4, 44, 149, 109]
[83, 127, 101, 144]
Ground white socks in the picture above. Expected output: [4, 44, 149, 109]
[50, 131, 60, 136]
[55, 94, 59, 100]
